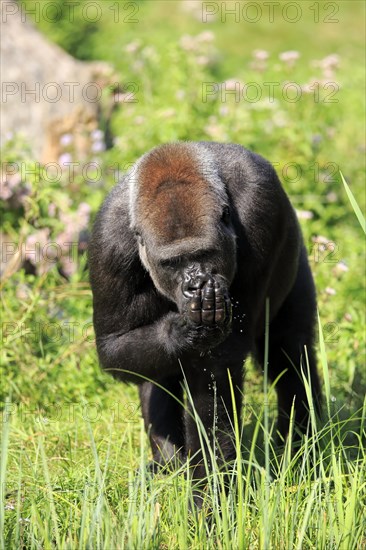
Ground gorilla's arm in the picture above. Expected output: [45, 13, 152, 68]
[88, 182, 230, 383]
[89, 184, 185, 383]
[94, 312, 185, 384]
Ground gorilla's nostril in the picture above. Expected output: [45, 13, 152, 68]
[182, 279, 197, 298]
[187, 281, 202, 292]
[182, 266, 216, 298]
[198, 273, 214, 287]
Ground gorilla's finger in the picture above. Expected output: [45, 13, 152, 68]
[224, 295, 232, 324]
[201, 280, 215, 326]
[214, 281, 226, 325]
[188, 289, 202, 324]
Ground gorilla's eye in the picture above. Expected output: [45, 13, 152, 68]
[221, 206, 231, 225]
[160, 257, 182, 269]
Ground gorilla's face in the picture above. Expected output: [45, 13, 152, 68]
[131, 143, 237, 333]
[137, 203, 236, 327]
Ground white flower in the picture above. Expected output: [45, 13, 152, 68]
[180, 34, 196, 51]
[59, 153, 72, 166]
[197, 31, 215, 43]
[296, 210, 314, 220]
[325, 287, 336, 296]
[0, 183, 12, 200]
[222, 79, 243, 92]
[91, 141, 105, 153]
[321, 54, 340, 70]
[196, 55, 209, 66]
[312, 235, 330, 244]
[59, 133, 73, 147]
[125, 41, 141, 54]
[334, 261, 349, 274]
[48, 203, 56, 217]
[91, 129, 104, 141]
[253, 49, 269, 61]
[279, 50, 300, 63]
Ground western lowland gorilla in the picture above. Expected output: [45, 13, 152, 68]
[89, 141, 321, 493]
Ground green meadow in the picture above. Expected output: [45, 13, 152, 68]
[1, 1, 365, 548]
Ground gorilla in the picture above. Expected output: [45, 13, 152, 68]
[89, 141, 321, 489]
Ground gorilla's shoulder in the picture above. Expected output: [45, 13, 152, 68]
[94, 178, 129, 225]
[89, 177, 134, 262]
[194, 141, 278, 189]
[196, 141, 273, 167]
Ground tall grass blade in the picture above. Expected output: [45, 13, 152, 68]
[262, 298, 271, 549]
[317, 312, 331, 419]
[340, 171, 366, 233]
[39, 437, 61, 548]
[228, 369, 244, 548]
[0, 398, 11, 550]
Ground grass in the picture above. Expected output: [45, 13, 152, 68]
[1, 1, 366, 548]
[1, 328, 365, 548]
[341, 172, 366, 234]
[1, 272, 365, 547]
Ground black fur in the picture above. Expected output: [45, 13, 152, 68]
[89, 142, 321, 490]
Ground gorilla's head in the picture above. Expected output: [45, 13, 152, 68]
[129, 143, 237, 317]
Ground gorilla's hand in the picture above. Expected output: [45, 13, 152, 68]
[186, 280, 232, 327]
[161, 279, 232, 355]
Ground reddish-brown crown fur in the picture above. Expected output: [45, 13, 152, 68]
[136, 144, 216, 244]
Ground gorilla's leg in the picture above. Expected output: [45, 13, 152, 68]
[139, 377, 185, 469]
[183, 350, 244, 505]
[256, 248, 321, 439]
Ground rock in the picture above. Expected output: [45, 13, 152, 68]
[1, 0, 115, 163]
